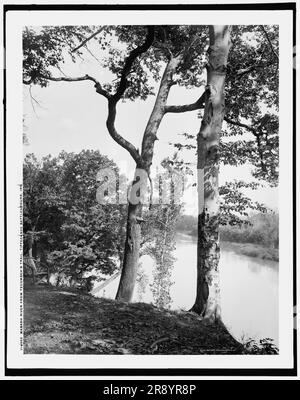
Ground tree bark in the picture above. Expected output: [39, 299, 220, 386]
[191, 26, 231, 321]
[116, 200, 142, 301]
[70, 264, 78, 287]
[40, 250, 50, 285]
[26, 232, 37, 285]
[116, 55, 182, 302]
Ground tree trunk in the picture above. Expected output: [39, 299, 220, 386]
[27, 232, 37, 285]
[116, 200, 142, 301]
[40, 250, 50, 285]
[116, 55, 182, 302]
[70, 264, 78, 288]
[191, 26, 231, 321]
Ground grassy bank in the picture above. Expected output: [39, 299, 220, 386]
[176, 212, 279, 262]
[24, 285, 246, 355]
[221, 241, 279, 262]
[219, 213, 279, 262]
[219, 213, 278, 249]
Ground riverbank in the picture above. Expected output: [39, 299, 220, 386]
[176, 232, 278, 262]
[221, 241, 279, 262]
[24, 285, 245, 355]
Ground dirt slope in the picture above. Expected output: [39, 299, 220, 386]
[24, 285, 244, 355]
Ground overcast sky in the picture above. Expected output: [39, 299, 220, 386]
[23, 36, 278, 215]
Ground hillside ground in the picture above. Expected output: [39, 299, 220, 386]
[24, 284, 245, 355]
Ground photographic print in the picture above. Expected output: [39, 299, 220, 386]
[3, 3, 296, 376]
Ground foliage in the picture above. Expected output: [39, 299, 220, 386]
[23, 25, 208, 101]
[171, 25, 279, 227]
[220, 212, 279, 248]
[145, 204, 178, 309]
[22, 25, 212, 298]
[23, 150, 127, 285]
[173, 132, 276, 227]
[23, 149, 185, 292]
[141, 155, 186, 308]
[135, 263, 149, 303]
[224, 25, 279, 185]
[177, 211, 278, 250]
[23, 25, 279, 228]
[23, 26, 95, 87]
[243, 338, 279, 355]
[219, 181, 268, 226]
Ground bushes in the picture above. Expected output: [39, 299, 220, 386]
[220, 212, 279, 249]
[243, 338, 279, 354]
[23, 151, 127, 287]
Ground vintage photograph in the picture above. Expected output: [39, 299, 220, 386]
[21, 22, 281, 357]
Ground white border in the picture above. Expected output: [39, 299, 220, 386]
[5, 8, 295, 371]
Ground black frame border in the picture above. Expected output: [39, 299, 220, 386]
[3, 2, 297, 377]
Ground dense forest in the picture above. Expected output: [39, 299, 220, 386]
[22, 24, 279, 354]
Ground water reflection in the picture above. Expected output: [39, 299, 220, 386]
[171, 234, 279, 344]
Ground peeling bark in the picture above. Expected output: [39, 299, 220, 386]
[191, 25, 231, 321]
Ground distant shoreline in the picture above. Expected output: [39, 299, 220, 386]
[176, 231, 279, 262]
[220, 241, 279, 262]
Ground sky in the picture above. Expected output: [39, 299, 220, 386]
[23, 32, 278, 215]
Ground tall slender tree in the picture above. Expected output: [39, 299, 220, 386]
[167, 25, 278, 319]
[191, 25, 231, 318]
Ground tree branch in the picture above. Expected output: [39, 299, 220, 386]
[224, 116, 256, 134]
[112, 26, 155, 102]
[235, 60, 276, 79]
[164, 92, 205, 114]
[24, 72, 140, 162]
[102, 26, 155, 164]
[106, 101, 141, 164]
[152, 41, 173, 59]
[24, 27, 154, 165]
[259, 26, 279, 61]
[24, 74, 111, 99]
[224, 114, 274, 139]
[71, 26, 106, 53]
[152, 27, 173, 59]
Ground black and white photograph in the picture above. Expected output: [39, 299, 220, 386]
[2, 1, 297, 377]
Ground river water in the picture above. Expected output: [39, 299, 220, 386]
[94, 233, 279, 345]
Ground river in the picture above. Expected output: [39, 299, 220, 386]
[94, 233, 279, 345]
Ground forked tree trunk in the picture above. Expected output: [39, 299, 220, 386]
[116, 55, 182, 302]
[191, 26, 231, 320]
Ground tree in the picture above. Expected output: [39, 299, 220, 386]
[23, 150, 126, 287]
[23, 25, 208, 301]
[191, 25, 231, 318]
[142, 154, 186, 308]
[23, 153, 66, 282]
[23, 24, 279, 313]
[168, 25, 278, 319]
